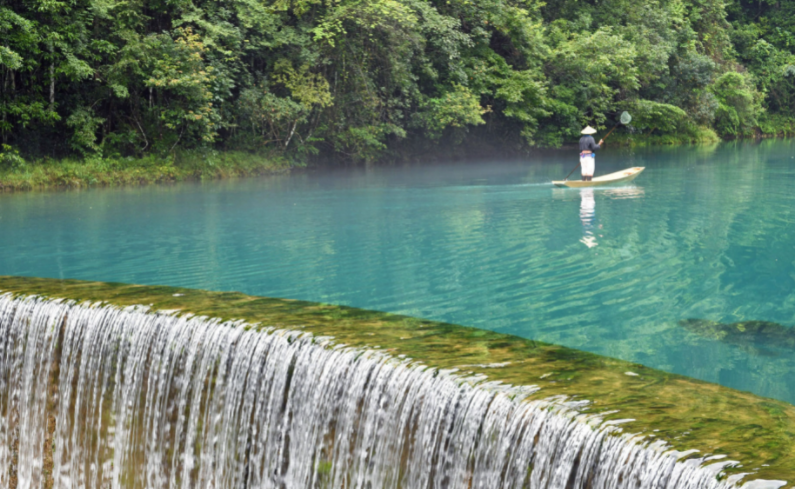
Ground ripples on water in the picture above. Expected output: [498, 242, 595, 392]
[1, 140, 795, 403]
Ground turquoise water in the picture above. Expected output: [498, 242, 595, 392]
[2, 141, 795, 403]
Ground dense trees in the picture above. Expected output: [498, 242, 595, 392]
[1, 0, 793, 164]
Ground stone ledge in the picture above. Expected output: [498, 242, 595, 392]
[1, 275, 792, 486]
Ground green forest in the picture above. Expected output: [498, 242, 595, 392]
[2, 0, 795, 165]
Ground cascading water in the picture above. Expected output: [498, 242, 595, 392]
[0, 293, 749, 489]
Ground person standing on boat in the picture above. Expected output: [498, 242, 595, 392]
[579, 126, 603, 182]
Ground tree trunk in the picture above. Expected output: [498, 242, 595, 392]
[49, 44, 55, 111]
[285, 120, 298, 149]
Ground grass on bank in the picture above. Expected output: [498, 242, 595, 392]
[609, 117, 795, 147]
[0, 150, 298, 191]
[608, 125, 721, 147]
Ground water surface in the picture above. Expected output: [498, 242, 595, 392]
[2, 141, 795, 403]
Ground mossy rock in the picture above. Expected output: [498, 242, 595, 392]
[1, 275, 793, 484]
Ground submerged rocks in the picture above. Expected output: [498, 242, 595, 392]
[678, 318, 795, 353]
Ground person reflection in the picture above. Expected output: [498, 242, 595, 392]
[579, 188, 598, 248]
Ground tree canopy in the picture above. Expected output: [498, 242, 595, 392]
[1, 0, 792, 163]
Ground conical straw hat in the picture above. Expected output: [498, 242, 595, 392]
[581, 125, 597, 135]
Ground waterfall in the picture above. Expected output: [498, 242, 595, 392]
[0, 293, 748, 489]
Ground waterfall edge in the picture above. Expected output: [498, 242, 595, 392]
[0, 275, 792, 487]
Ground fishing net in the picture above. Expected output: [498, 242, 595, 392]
[620, 111, 632, 125]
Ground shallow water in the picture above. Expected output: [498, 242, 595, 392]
[2, 140, 795, 403]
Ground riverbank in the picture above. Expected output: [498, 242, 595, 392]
[608, 126, 721, 147]
[608, 117, 795, 147]
[0, 151, 297, 192]
[1, 130, 791, 192]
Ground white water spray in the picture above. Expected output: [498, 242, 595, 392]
[0, 294, 758, 488]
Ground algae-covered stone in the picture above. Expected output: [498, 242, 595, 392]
[1, 275, 794, 484]
[679, 318, 795, 354]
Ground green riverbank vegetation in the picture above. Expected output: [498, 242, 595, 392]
[2, 0, 795, 173]
[0, 149, 292, 190]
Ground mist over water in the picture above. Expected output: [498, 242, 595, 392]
[2, 140, 795, 403]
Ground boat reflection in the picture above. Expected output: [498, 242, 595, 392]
[602, 186, 645, 199]
[551, 185, 645, 201]
[551, 185, 645, 248]
[551, 185, 645, 247]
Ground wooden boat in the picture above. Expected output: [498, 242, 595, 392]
[553, 167, 645, 188]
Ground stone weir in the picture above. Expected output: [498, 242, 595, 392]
[0, 276, 792, 489]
